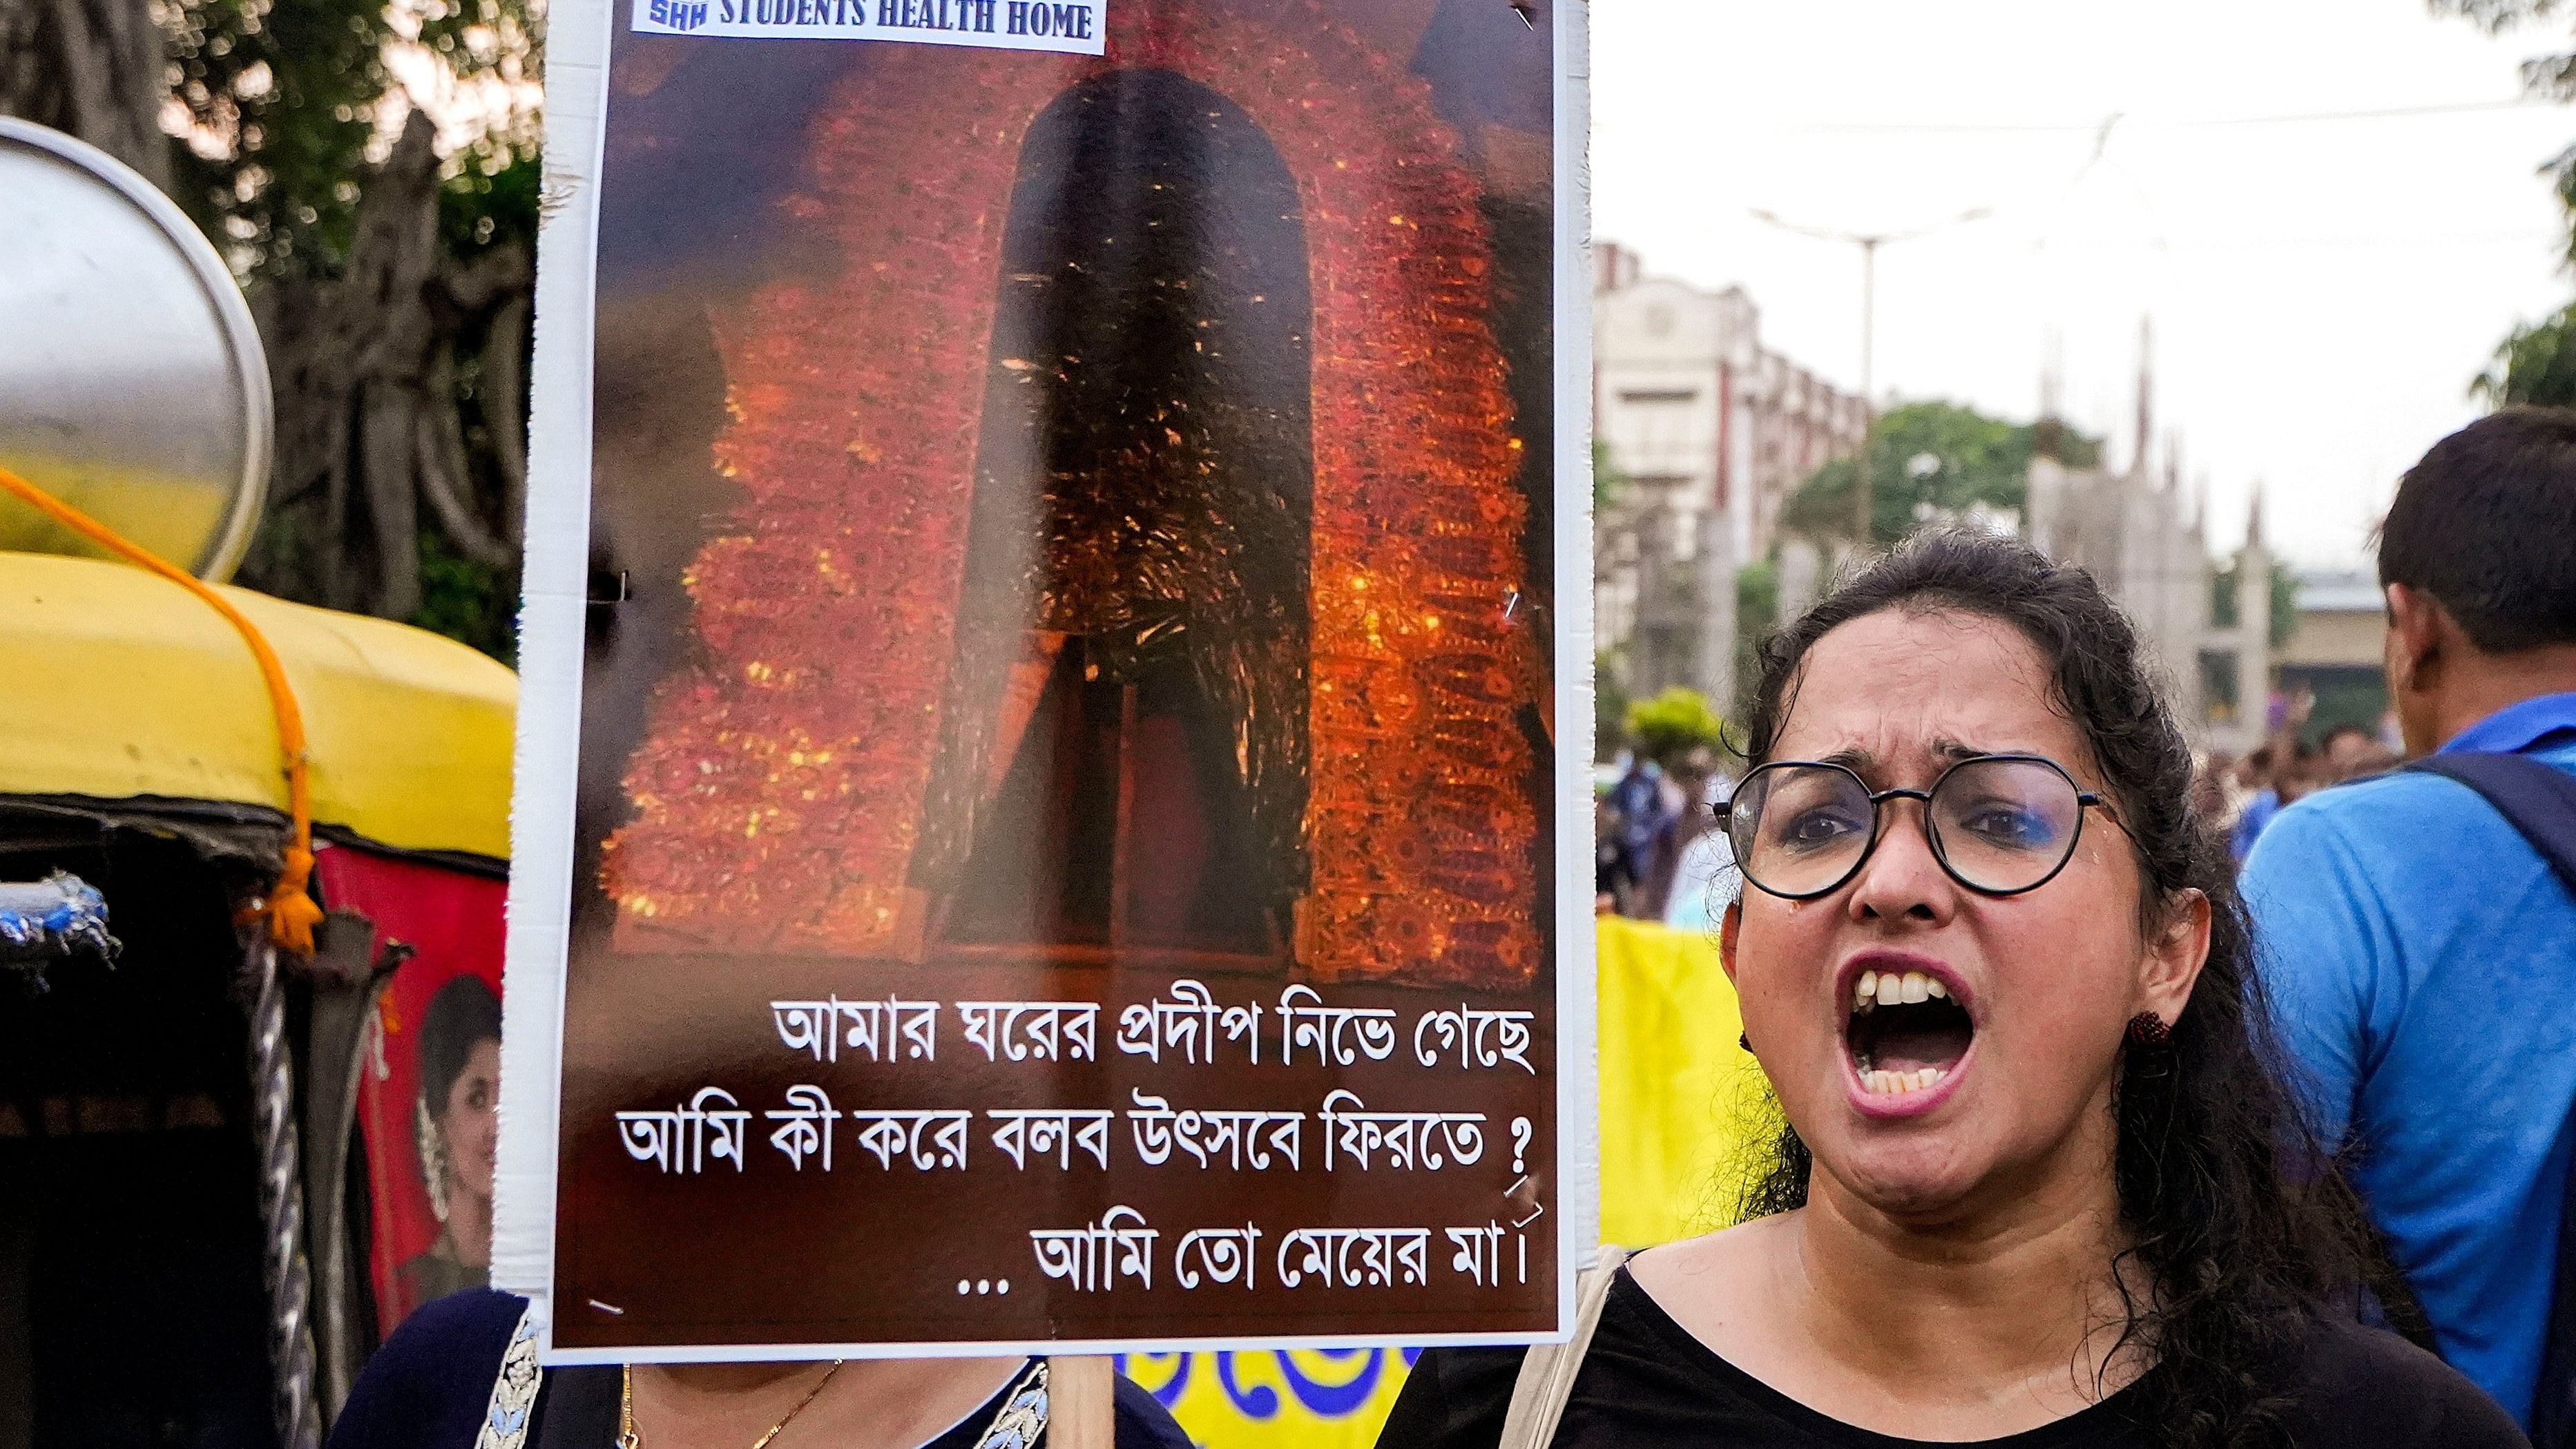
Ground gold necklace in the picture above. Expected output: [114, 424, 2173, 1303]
[617, 1361, 846, 1449]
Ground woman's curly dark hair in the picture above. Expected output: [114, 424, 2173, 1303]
[1732, 530, 2401, 1449]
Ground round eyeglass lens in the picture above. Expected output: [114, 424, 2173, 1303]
[1730, 763, 1874, 899]
[1928, 758, 2084, 893]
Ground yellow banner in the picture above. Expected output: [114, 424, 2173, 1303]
[1124, 916, 1765, 1447]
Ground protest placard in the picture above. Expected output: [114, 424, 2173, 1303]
[497, 0, 1592, 1362]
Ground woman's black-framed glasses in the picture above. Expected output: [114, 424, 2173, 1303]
[1718, 754, 2120, 901]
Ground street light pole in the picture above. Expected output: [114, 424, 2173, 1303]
[1856, 236, 1877, 544]
[1750, 206, 1990, 550]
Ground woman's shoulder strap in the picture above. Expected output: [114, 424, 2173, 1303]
[1495, 1244, 1628, 1449]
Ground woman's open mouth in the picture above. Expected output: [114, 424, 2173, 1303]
[1845, 961, 1975, 1104]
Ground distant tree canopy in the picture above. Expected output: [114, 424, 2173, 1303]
[1624, 687, 1727, 768]
[1593, 439, 1629, 512]
[2439, 0, 2576, 407]
[1732, 557, 1778, 718]
[1780, 400, 2100, 548]
[164, 0, 539, 280]
[2436, 0, 2576, 104]
[2209, 555, 2300, 650]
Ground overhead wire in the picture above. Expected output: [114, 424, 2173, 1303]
[1771, 98, 2553, 135]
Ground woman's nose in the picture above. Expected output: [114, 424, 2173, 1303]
[1847, 798, 1953, 923]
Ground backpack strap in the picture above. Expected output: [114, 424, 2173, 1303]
[2404, 750, 2576, 1446]
[1497, 1245, 1628, 1449]
[2405, 751, 2576, 897]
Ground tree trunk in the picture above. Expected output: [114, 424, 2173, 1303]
[0, 0, 171, 191]
[247, 113, 530, 626]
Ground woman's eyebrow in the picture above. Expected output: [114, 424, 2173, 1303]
[1818, 741, 1994, 773]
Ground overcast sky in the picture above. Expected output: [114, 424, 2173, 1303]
[1591, 0, 2576, 568]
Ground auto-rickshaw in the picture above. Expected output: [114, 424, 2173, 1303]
[0, 117, 515, 1449]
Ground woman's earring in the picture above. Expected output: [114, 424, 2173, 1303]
[2125, 1012, 2171, 1049]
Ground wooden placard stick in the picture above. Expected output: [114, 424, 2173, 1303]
[1047, 1356, 1117, 1449]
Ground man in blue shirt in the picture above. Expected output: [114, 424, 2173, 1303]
[2243, 407, 2576, 1430]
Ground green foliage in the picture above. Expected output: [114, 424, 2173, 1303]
[2436, 1, 2576, 404]
[1780, 401, 2099, 548]
[164, 0, 541, 279]
[2271, 566, 2300, 651]
[1624, 687, 1726, 767]
[1593, 440, 1629, 512]
[2434, 1, 2576, 103]
[1733, 558, 1778, 719]
[413, 530, 517, 663]
[2209, 556, 2300, 650]
[441, 143, 543, 258]
[2473, 300, 2576, 407]
[2028, 416, 2103, 468]
[151, 0, 543, 662]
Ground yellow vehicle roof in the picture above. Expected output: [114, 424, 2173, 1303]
[0, 550, 515, 861]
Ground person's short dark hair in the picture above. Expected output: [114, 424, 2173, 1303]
[419, 975, 502, 1111]
[2379, 407, 2576, 653]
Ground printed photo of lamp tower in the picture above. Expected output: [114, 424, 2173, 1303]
[592, 0, 1559, 995]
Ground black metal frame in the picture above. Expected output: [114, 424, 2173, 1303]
[1716, 753, 2119, 901]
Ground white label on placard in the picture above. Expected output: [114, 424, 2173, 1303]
[630, 0, 1104, 54]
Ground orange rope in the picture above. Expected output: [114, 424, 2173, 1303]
[0, 465, 323, 953]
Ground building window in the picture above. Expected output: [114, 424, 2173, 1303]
[1618, 389, 1698, 405]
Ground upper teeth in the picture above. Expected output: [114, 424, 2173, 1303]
[1854, 970, 1947, 1011]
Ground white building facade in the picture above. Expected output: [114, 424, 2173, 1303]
[1593, 243, 1867, 709]
[2021, 353, 2269, 756]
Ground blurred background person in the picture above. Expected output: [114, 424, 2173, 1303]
[2244, 407, 2576, 1436]
[1603, 751, 1671, 917]
[2318, 721, 2401, 783]
[2229, 744, 2285, 862]
[2231, 688, 2318, 862]
[1651, 747, 1741, 931]
[2192, 749, 2239, 837]
[1639, 745, 1720, 921]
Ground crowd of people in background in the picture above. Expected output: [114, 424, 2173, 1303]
[1597, 746, 1735, 928]
[2196, 688, 2405, 863]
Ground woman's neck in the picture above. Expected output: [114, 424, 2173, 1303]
[450, 1191, 493, 1269]
[1794, 1155, 2140, 1401]
[1636, 1116, 2144, 1440]
[630, 1356, 1025, 1449]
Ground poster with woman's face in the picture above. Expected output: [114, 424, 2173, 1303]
[500, 0, 1588, 1361]
[328, 846, 510, 1330]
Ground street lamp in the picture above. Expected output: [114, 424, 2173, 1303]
[1750, 204, 1991, 544]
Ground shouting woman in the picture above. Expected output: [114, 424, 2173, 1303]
[1383, 533, 2523, 1448]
